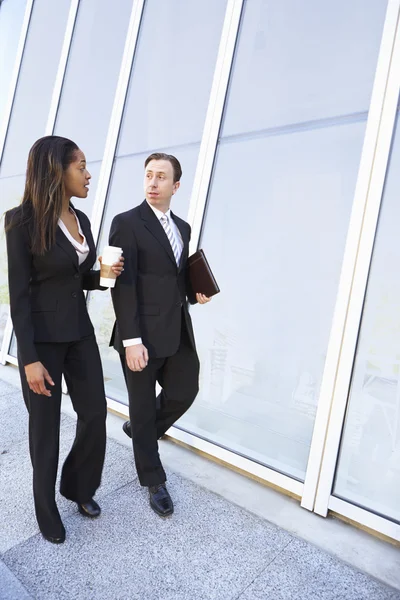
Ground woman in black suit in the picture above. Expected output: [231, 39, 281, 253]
[5, 135, 123, 544]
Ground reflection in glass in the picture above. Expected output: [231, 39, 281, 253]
[333, 116, 400, 523]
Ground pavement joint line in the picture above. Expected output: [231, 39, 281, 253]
[232, 538, 295, 600]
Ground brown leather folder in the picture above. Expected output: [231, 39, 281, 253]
[187, 249, 220, 297]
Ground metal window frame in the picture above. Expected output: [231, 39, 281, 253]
[301, 0, 400, 513]
[186, 0, 244, 252]
[0, 0, 34, 166]
[44, 0, 80, 135]
[329, 497, 400, 542]
[89, 0, 145, 241]
[302, 2, 400, 534]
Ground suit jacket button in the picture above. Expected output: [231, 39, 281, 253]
[71, 292, 77, 298]
[74, 273, 80, 279]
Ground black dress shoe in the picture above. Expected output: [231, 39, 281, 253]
[148, 484, 174, 517]
[77, 499, 101, 518]
[122, 420, 132, 438]
[123, 419, 165, 440]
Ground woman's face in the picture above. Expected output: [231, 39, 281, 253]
[63, 149, 91, 199]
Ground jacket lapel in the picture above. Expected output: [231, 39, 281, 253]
[139, 200, 177, 267]
[56, 226, 79, 271]
[77, 210, 96, 271]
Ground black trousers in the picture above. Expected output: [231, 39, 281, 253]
[18, 334, 107, 537]
[121, 318, 199, 487]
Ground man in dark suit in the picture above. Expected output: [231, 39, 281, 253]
[109, 153, 210, 516]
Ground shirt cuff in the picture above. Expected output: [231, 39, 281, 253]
[123, 338, 142, 347]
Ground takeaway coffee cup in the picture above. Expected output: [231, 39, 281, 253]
[100, 245, 123, 288]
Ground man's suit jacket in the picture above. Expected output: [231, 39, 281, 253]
[109, 200, 196, 358]
[5, 204, 103, 367]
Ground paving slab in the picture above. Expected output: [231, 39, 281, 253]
[2, 473, 293, 600]
[0, 410, 136, 553]
[0, 560, 32, 600]
[1, 373, 399, 600]
[0, 388, 72, 452]
[238, 537, 400, 600]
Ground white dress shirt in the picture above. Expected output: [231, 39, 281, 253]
[123, 201, 183, 348]
[58, 208, 89, 265]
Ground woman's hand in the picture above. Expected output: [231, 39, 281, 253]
[24, 362, 55, 397]
[98, 256, 125, 277]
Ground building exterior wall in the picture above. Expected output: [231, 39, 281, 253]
[0, 0, 399, 541]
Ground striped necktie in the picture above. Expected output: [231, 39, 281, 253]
[160, 214, 183, 266]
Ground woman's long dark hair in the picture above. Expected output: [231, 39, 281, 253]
[6, 135, 79, 255]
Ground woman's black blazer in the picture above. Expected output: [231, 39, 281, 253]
[5, 204, 103, 367]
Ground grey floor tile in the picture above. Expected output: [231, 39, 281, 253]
[3, 474, 292, 600]
[238, 538, 400, 600]
[0, 400, 30, 452]
[0, 559, 32, 600]
[0, 416, 135, 553]
[0, 380, 21, 405]
[0, 385, 74, 453]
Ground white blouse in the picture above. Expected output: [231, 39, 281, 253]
[58, 209, 90, 265]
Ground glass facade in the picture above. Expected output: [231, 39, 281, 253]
[0, 0, 71, 347]
[1, 0, 399, 537]
[178, 0, 388, 481]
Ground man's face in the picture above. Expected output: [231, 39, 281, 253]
[144, 159, 180, 209]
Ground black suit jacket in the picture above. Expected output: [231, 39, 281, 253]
[5, 204, 103, 367]
[109, 200, 196, 358]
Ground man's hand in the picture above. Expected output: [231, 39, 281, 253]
[24, 361, 55, 396]
[196, 293, 211, 305]
[126, 344, 149, 372]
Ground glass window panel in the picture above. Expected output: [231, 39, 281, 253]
[116, 0, 228, 156]
[9, 332, 17, 358]
[0, 174, 25, 343]
[223, 0, 387, 137]
[333, 115, 400, 523]
[177, 0, 388, 481]
[0, 0, 71, 178]
[54, 0, 132, 163]
[179, 122, 367, 480]
[0, 0, 27, 133]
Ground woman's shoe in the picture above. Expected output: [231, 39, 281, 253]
[41, 526, 66, 544]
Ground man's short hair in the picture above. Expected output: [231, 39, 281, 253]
[144, 152, 182, 183]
